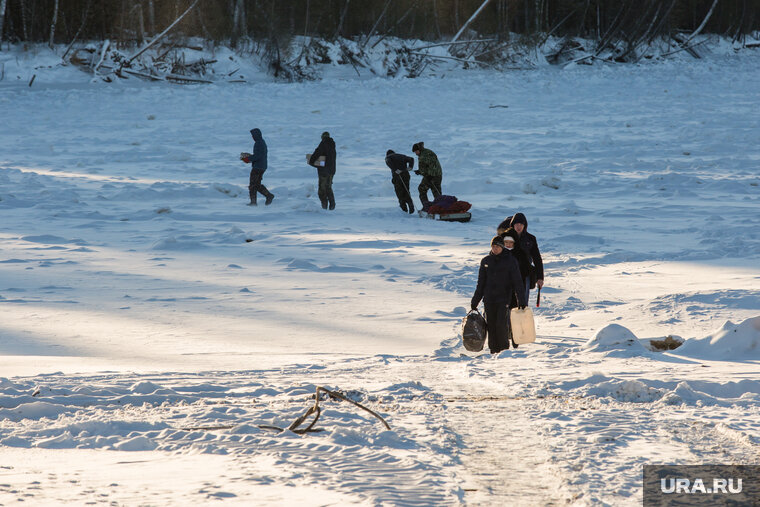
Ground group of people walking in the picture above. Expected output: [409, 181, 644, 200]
[241, 128, 337, 209]
[242, 128, 543, 355]
[241, 128, 445, 212]
[471, 213, 544, 354]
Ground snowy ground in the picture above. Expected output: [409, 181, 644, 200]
[1, 46, 760, 505]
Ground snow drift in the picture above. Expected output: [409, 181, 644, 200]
[675, 316, 760, 360]
[583, 324, 649, 356]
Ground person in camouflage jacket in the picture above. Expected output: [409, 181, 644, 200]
[412, 142, 442, 207]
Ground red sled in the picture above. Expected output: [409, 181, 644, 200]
[418, 210, 472, 223]
[419, 196, 472, 222]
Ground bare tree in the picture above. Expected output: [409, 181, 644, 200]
[370, 0, 421, 48]
[49, 0, 59, 48]
[362, 0, 392, 48]
[0, 0, 7, 47]
[432, 0, 442, 39]
[20, 0, 28, 41]
[232, 0, 245, 45]
[333, 0, 351, 38]
[0, 0, 758, 53]
[147, 0, 155, 34]
[62, 0, 92, 60]
[135, 3, 145, 44]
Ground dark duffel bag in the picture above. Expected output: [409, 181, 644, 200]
[462, 309, 487, 352]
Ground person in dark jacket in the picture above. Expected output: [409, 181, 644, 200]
[309, 131, 337, 210]
[241, 128, 274, 206]
[412, 142, 442, 208]
[502, 227, 532, 299]
[501, 212, 544, 304]
[471, 235, 527, 354]
[384, 149, 415, 214]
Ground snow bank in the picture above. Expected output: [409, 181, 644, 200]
[582, 324, 649, 356]
[3, 33, 760, 89]
[0, 401, 75, 422]
[585, 379, 664, 403]
[551, 374, 760, 407]
[674, 316, 760, 360]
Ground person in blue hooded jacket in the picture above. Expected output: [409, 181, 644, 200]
[241, 128, 274, 206]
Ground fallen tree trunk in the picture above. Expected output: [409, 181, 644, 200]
[414, 38, 498, 51]
[408, 51, 487, 65]
[662, 36, 709, 57]
[127, 0, 200, 65]
[93, 39, 109, 72]
[682, 0, 720, 47]
[451, 0, 493, 43]
[61, 0, 92, 61]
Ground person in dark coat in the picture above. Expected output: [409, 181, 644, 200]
[502, 212, 544, 304]
[502, 227, 532, 298]
[500, 231, 531, 349]
[241, 128, 274, 206]
[471, 235, 527, 354]
[309, 131, 337, 210]
[384, 149, 415, 214]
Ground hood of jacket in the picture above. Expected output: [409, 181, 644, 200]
[510, 212, 528, 230]
[250, 128, 263, 142]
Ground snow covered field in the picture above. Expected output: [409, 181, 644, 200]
[1, 46, 760, 505]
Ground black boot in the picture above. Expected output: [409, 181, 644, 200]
[265, 194, 274, 206]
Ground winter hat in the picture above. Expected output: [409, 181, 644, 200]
[321, 131, 330, 140]
[386, 149, 395, 156]
[501, 228, 519, 244]
[491, 235, 505, 248]
[412, 143, 420, 152]
[510, 212, 528, 227]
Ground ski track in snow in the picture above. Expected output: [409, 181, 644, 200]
[1, 48, 760, 505]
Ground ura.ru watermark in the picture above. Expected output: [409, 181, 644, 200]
[644, 465, 759, 506]
[660, 477, 742, 494]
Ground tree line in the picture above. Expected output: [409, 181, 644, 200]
[1, 0, 758, 50]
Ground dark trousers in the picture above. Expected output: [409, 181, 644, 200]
[392, 172, 414, 213]
[484, 301, 512, 353]
[249, 169, 272, 203]
[418, 174, 442, 205]
[318, 173, 335, 209]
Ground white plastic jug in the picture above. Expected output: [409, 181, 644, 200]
[510, 307, 536, 344]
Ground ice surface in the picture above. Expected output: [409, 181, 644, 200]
[1, 41, 759, 505]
